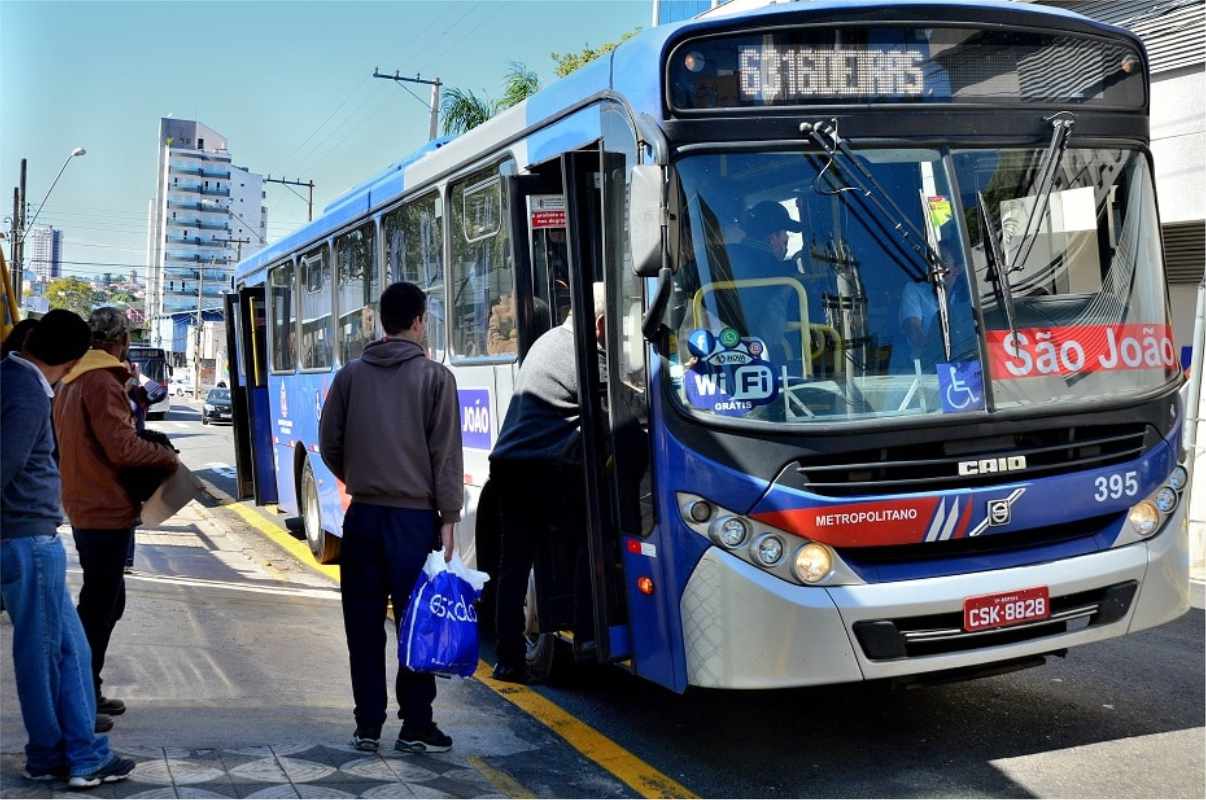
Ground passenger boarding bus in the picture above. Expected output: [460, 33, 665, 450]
[127, 345, 171, 420]
[227, 0, 1190, 691]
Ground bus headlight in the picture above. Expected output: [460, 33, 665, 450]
[753, 534, 784, 566]
[793, 542, 833, 584]
[710, 516, 749, 549]
[687, 500, 714, 524]
[676, 493, 862, 586]
[1154, 486, 1178, 515]
[1127, 501, 1160, 537]
[1167, 465, 1188, 492]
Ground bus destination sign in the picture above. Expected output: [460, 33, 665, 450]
[668, 26, 1143, 111]
[738, 45, 926, 102]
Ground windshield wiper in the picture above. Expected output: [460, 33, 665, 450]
[978, 191, 1018, 336]
[802, 118, 954, 360]
[1007, 112, 1075, 275]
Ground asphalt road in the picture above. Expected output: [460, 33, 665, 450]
[139, 403, 1206, 798]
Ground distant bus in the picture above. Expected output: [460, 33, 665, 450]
[127, 345, 171, 420]
[227, 0, 1189, 693]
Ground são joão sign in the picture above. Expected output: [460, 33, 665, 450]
[458, 388, 492, 450]
[683, 328, 778, 417]
[986, 324, 1176, 379]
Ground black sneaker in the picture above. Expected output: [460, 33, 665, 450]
[68, 755, 135, 789]
[23, 764, 68, 782]
[94, 714, 113, 733]
[97, 696, 126, 716]
[349, 730, 380, 752]
[491, 662, 529, 684]
[395, 723, 452, 754]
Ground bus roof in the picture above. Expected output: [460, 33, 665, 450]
[234, 0, 1139, 286]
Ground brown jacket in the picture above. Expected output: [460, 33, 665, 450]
[54, 349, 178, 530]
[318, 338, 463, 522]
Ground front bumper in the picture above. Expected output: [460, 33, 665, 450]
[679, 502, 1190, 689]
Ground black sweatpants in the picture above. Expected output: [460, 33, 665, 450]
[490, 460, 588, 669]
[340, 502, 439, 738]
[72, 527, 133, 700]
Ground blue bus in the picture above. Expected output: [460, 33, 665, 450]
[228, 0, 1190, 692]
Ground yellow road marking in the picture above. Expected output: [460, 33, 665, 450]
[468, 756, 534, 799]
[212, 495, 693, 798]
[222, 501, 341, 584]
[474, 663, 696, 799]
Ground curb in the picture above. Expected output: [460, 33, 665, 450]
[192, 476, 341, 585]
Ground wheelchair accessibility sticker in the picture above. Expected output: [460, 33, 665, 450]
[684, 328, 778, 417]
[937, 360, 985, 413]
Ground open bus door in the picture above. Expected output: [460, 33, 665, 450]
[225, 292, 255, 499]
[561, 148, 630, 662]
[229, 285, 278, 505]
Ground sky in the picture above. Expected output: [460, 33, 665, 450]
[0, 0, 649, 284]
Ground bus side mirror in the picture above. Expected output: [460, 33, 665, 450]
[629, 164, 663, 278]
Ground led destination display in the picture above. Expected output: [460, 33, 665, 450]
[668, 26, 1143, 110]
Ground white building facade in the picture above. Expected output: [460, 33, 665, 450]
[25, 224, 61, 283]
[146, 118, 267, 353]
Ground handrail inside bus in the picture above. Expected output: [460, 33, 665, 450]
[691, 278, 812, 376]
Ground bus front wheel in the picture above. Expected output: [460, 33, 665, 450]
[301, 461, 340, 564]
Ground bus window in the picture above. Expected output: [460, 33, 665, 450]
[269, 261, 296, 372]
[450, 163, 516, 360]
[335, 222, 378, 363]
[300, 244, 333, 370]
[383, 192, 446, 359]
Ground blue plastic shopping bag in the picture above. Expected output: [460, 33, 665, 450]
[399, 551, 490, 677]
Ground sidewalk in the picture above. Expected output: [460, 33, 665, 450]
[0, 500, 632, 799]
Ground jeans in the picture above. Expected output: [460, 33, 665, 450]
[0, 536, 112, 776]
[340, 502, 439, 737]
[72, 528, 133, 699]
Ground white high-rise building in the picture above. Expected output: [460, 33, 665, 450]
[25, 224, 61, 282]
[146, 118, 267, 351]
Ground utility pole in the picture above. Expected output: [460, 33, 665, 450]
[372, 68, 442, 141]
[264, 176, 315, 221]
[194, 269, 203, 400]
[15, 160, 26, 307]
[217, 236, 251, 262]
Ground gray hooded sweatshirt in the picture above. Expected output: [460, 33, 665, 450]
[319, 338, 463, 522]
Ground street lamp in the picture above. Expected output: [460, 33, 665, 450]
[21, 147, 87, 243]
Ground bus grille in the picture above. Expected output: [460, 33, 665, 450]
[789, 423, 1153, 498]
[852, 581, 1138, 660]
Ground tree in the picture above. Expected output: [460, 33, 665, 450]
[441, 87, 500, 135]
[499, 62, 540, 110]
[551, 29, 641, 78]
[45, 277, 95, 319]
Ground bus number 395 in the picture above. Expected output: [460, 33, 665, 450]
[1093, 471, 1139, 502]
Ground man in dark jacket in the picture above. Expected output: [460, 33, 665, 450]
[319, 282, 463, 755]
[488, 283, 606, 683]
[54, 308, 178, 720]
[2, 310, 137, 788]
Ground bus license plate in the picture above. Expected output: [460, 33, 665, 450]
[963, 587, 1050, 632]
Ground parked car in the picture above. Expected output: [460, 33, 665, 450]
[201, 388, 232, 425]
[171, 374, 196, 397]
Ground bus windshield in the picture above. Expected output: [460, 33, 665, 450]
[668, 147, 1173, 425]
[128, 347, 169, 385]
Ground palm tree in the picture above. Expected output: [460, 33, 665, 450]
[441, 87, 497, 136]
[499, 62, 540, 110]
[441, 62, 541, 136]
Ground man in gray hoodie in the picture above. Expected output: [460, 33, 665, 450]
[319, 281, 463, 755]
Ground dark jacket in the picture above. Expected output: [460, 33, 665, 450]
[1, 356, 62, 539]
[54, 350, 178, 530]
[491, 322, 582, 465]
[318, 338, 464, 523]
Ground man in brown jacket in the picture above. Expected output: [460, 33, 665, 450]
[54, 308, 178, 721]
[319, 282, 463, 755]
